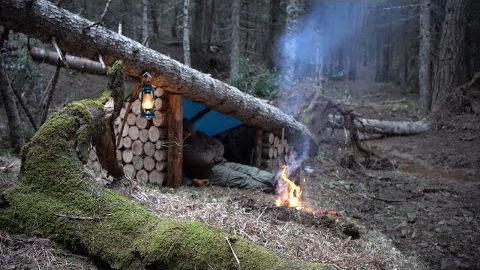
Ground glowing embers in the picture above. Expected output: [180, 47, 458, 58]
[275, 165, 302, 210]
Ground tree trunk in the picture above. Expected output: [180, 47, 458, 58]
[29, 47, 108, 75]
[419, 0, 432, 114]
[431, 0, 470, 114]
[39, 62, 61, 125]
[230, 0, 240, 78]
[0, 63, 25, 153]
[142, 0, 149, 46]
[0, 87, 320, 269]
[0, 0, 317, 153]
[283, 0, 304, 87]
[182, 0, 191, 67]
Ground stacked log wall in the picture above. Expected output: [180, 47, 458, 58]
[260, 131, 296, 171]
[87, 87, 169, 185]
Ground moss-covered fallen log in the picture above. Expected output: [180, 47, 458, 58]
[0, 96, 324, 269]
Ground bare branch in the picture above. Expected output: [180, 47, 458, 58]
[39, 62, 61, 125]
[51, 37, 69, 68]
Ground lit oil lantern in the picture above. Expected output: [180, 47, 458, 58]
[140, 83, 155, 119]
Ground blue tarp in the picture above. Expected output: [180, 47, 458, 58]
[183, 98, 243, 136]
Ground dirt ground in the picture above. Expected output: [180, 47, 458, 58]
[306, 80, 480, 269]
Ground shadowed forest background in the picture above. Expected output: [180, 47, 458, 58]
[0, 0, 479, 270]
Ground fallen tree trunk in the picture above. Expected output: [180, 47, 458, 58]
[30, 47, 108, 75]
[327, 115, 431, 136]
[354, 118, 430, 136]
[0, 95, 322, 270]
[0, 0, 317, 154]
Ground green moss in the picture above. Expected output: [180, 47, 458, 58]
[0, 96, 323, 270]
[107, 60, 123, 76]
[99, 89, 112, 104]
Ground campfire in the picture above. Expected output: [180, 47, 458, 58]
[275, 165, 302, 210]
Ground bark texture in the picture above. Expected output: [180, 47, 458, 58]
[182, 0, 191, 67]
[419, 0, 432, 114]
[0, 0, 317, 154]
[230, 0, 240, 78]
[30, 47, 108, 75]
[0, 63, 25, 153]
[431, 0, 470, 113]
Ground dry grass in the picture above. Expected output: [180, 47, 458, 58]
[0, 231, 97, 270]
[130, 183, 427, 270]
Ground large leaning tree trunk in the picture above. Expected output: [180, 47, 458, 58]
[0, 63, 323, 270]
[0, 0, 317, 154]
[431, 0, 471, 118]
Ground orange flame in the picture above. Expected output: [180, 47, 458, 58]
[275, 165, 302, 210]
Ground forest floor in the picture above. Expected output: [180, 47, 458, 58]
[1, 80, 479, 270]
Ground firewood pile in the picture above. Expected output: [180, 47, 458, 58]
[87, 87, 169, 185]
[261, 132, 295, 170]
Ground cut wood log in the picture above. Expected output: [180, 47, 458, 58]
[274, 136, 280, 147]
[262, 147, 274, 159]
[263, 132, 274, 145]
[1, 0, 318, 154]
[132, 99, 141, 116]
[126, 113, 137, 126]
[355, 118, 430, 135]
[122, 149, 133, 163]
[327, 114, 431, 136]
[131, 140, 143, 156]
[122, 124, 129, 137]
[139, 129, 149, 143]
[153, 111, 167, 127]
[144, 141, 155, 157]
[136, 169, 149, 182]
[122, 136, 132, 149]
[114, 116, 122, 126]
[155, 98, 167, 111]
[128, 126, 140, 141]
[143, 156, 155, 171]
[136, 115, 149, 130]
[148, 170, 165, 185]
[155, 161, 167, 171]
[116, 150, 122, 161]
[277, 144, 284, 155]
[154, 149, 167, 161]
[123, 164, 135, 179]
[148, 126, 160, 142]
[133, 155, 144, 170]
[119, 108, 126, 119]
[155, 87, 166, 98]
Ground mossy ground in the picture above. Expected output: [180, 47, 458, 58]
[0, 98, 324, 270]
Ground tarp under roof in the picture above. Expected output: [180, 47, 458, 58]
[183, 98, 243, 136]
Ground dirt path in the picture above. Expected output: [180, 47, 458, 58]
[307, 127, 480, 269]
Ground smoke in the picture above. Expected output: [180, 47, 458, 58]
[274, 1, 367, 162]
[276, 1, 367, 86]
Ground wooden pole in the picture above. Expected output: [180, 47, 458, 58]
[254, 129, 263, 167]
[167, 94, 183, 188]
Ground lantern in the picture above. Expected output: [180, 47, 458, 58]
[140, 83, 155, 119]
